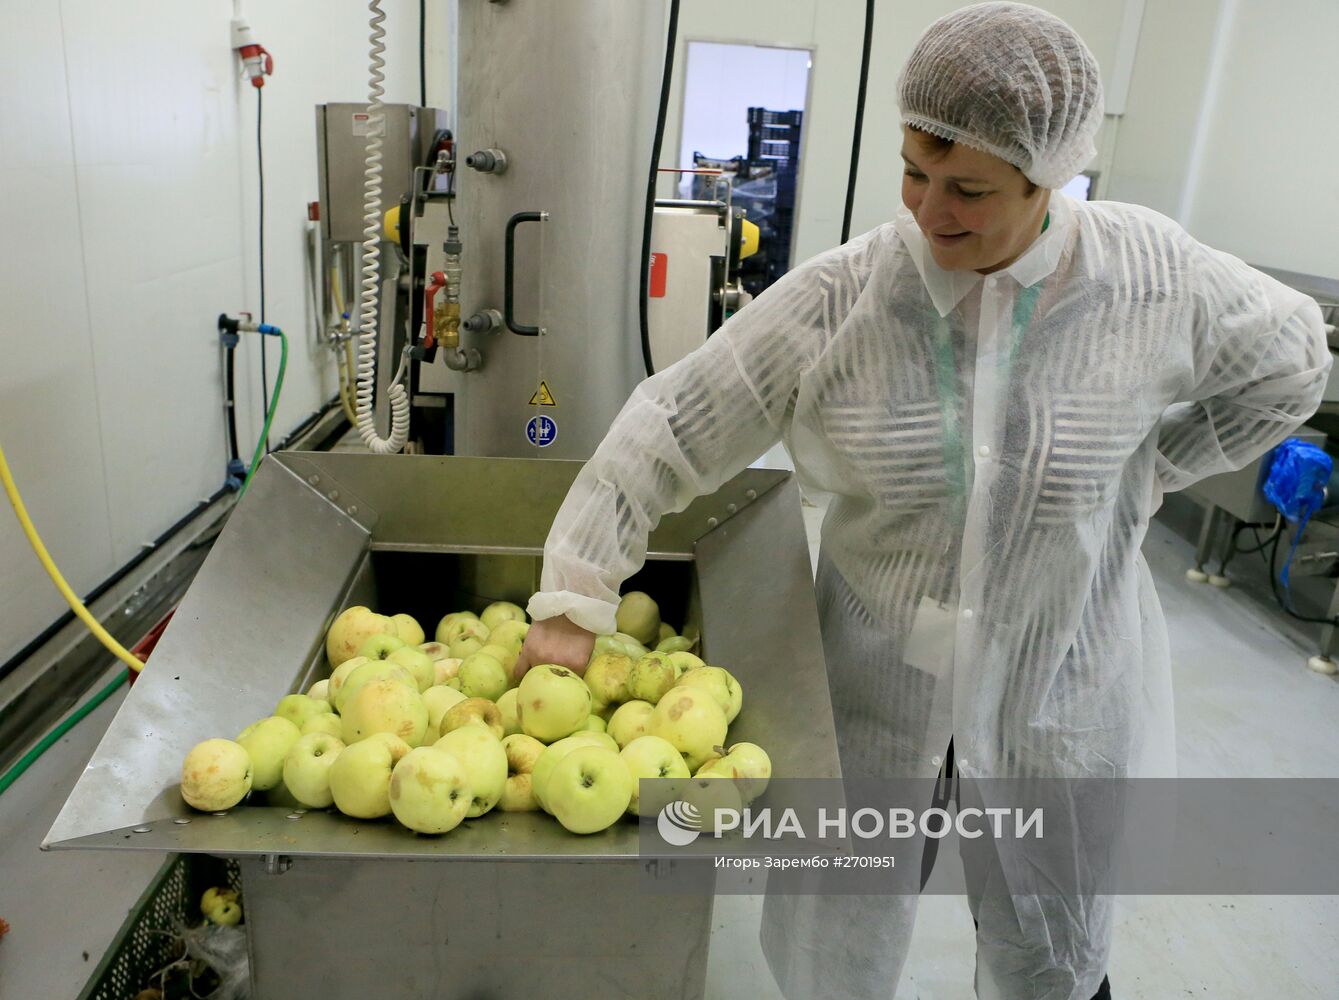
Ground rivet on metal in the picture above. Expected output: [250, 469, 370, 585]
[327, 490, 340, 501]
[726, 504, 737, 514]
[745, 489, 757, 500]
[172, 818, 192, 825]
[132, 826, 152, 833]
[286, 812, 303, 820]
[308, 475, 320, 485]
[706, 517, 719, 529]
[347, 506, 358, 516]
[212, 811, 229, 817]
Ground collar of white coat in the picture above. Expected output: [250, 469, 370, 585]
[893, 193, 1075, 318]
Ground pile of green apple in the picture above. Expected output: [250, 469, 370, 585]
[179, 592, 771, 837]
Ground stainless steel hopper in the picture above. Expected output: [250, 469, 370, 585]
[46, 452, 839, 999]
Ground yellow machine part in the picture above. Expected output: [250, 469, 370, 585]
[383, 205, 401, 243]
[739, 217, 761, 260]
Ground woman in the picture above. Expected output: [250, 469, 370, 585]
[513, 3, 1330, 997]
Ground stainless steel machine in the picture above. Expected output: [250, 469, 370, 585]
[45, 452, 840, 998]
[309, 0, 672, 459]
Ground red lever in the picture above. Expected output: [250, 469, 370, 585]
[423, 272, 448, 349]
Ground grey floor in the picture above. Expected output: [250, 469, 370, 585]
[3, 494, 1337, 998]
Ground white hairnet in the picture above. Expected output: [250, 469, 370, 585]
[898, 2, 1104, 189]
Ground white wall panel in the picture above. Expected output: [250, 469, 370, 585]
[1183, 0, 1339, 276]
[0, 1, 117, 666]
[0, 0, 435, 666]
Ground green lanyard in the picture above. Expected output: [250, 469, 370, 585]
[931, 278, 1044, 511]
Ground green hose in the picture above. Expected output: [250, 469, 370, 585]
[241, 327, 288, 497]
[0, 670, 128, 796]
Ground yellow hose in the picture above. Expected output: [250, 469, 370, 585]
[330, 266, 358, 425]
[0, 441, 145, 672]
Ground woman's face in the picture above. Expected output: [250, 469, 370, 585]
[900, 127, 1051, 275]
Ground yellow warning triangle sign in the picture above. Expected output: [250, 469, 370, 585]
[529, 380, 557, 406]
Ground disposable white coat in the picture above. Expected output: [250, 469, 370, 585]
[527, 193, 1330, 998]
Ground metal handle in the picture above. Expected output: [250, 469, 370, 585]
[504, 211, 546, 336]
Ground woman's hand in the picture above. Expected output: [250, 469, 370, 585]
[512, 615, 596, 683]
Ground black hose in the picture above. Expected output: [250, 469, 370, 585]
[419, 0, 427, 107]
[224, 342, 241, 462]
[1259, 527, 1339, 626]
[638, 0, 681, 379]
[841, 0, 877, 245]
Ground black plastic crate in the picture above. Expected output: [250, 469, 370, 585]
[77, 854, 242, 1000]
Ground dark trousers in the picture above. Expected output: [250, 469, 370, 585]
[920, 739, 1113, 1000]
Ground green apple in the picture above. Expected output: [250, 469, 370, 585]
[627, 652, 677, 704]
[518, 665, 592, 742]
[236, 716, 303, 791]
[723, 672, 743, 721]
[423, 685, 469, 733]
[335, 659, 416, 714]
[274, 693, 331, 730]
[591, 635, 625, 659]
[200, 886, 238, 918]
[357, 632, 406, 661]
[621, 735, 691, 816]
[433, 611, 479, 643]
[498, 733, 545, 812]
[584, 653, 632, 707]
[488, 619, 530, 650]
[417, 640, 449, 660]
[615, 591, 660, 646]
[206, 900, 243, 925]
[607, 700, 655, 748]
[496, 688, 522, 737]
[530, 733, 609, 813]
[655, 635, 694, 655]
[440, 617, 490, 647]
[480, 601, 527, 631]
[433, 725, 507, 817]
[681, 773, 744, 833]
[458, 652, 508, 702]
[658, 622, 676, 644]
[282, 732, 345, 808]
[301, 713, 344, 738]
[385, 646, 436, 692]
[647, 685, 728, 771]
[328, 733, 411, 818]
[340, 676, 430, 747]
[440, 698, 504, 741]
[326, 605, 393, 667]
[432, 658, 463, 686]
[667, 651, 705, 677]
[696, 741, 771, 802]
[477, 643, 518, 676]
[180, 739, 252, 811]
[306, 678, 331, 702]
[581, 715, 607, 733]
[448, 636, 486, 660]
[546, 747, 633, 834]
[388, 747, 472, 834]
[390, 613, 425, 646]
[614, 632, 650, 658]
[677, 667, 741, 723]
[327, 655, 370, 707]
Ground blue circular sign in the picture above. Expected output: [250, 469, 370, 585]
[526, 415, 558, 448]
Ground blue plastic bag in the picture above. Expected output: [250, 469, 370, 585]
[1263, 439, 1332, 523]
[1263, 439, 1332, 593]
